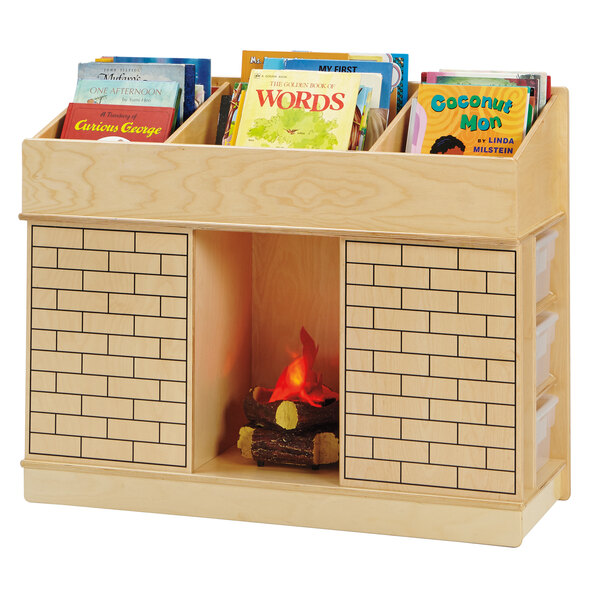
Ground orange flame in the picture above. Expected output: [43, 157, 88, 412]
[268, 327, 337, 407]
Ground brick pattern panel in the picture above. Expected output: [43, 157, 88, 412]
[344, 241, 516, 495]
[28, 226, 188, 467]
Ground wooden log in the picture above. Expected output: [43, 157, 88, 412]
[237, 425, 339, 467]
[243, 386, 339, 431]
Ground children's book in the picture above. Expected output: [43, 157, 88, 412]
[348, 87, 372, 151]
[285, 59, 387, 149]
[422, 72, 538, 130]
[60, 103, 176, 143]
[222, 82, 248, 145]
[241, 51, 348, 82]
[100, 56, 211, 105]
[215, 94, 232, 145]
[440, 69, 547, 110]
[405, 84, 530, 156]
[73, 79, 180, 110]
[349, 52, 409, 113]
[285, 59, 389, 110]
[79, 62, 193, 125]
[234, 69, 361, 151]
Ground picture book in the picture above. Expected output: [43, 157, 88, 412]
[241, 51, 349, 82]
[406, 83, 530, 156]
[348, 87, 372, 151]
[78, 62, 193, 125]
[73, 79, 180, 111]
[422, 72, 539, 129]
[440, 69, 547, 110]
[60, 103, 176, 143]
[284, 59, 390, 110]
[234, 69, 361, 151]
[222, 82, 248, 145]
[215, 94, 232, 145]
[349, 52, 409, 112]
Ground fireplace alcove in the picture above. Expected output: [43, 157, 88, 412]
[192, 231, 340, 482]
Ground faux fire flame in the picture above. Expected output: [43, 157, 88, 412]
[268, 327, 338, 407]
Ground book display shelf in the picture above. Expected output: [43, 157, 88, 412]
[20, 79, 570, 546]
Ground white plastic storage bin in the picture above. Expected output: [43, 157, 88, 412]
[536, 311, 559, 387]
[536, 393, 559, 471]
[536, 229, 559, 302]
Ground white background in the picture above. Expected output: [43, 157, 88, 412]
[2, 2, 597, 598]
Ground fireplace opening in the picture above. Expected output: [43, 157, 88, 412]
[192, 231, 340, 483]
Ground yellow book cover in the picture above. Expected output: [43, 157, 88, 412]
[241, 51, 348, 82]
[235, 69, 361, 151]
[407, 83, 530, 156]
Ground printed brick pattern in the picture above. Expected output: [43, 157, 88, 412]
[344, 241, 516, 494]
[28, 226, 189, 467]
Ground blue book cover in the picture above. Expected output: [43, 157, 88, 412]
[111, 56, 211, 106]
[284, 59, 393, 111]
[79, 62, 193, 125]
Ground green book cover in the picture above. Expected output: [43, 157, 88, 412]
[74, 79, 181, 111]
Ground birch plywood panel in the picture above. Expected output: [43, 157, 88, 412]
[252, 234, 339, 390]
[26, 224, 191, 469]
[342, 240, 518, 499]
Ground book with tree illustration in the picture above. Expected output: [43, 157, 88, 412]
[234, 69, 361, 150]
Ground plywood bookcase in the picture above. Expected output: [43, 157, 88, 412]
[20, 80, 570, 546]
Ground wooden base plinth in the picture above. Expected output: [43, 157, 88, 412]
[22, 450, 565, 547]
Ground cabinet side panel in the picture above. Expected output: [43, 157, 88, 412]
[341, 239, 520, 501]
[26, 223, 191, 471]
[516, 88, 569, 236]
[192, 231, 252, 469]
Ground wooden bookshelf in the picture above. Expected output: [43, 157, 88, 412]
[20, 82, 570, 546]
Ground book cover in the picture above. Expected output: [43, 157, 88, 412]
[106, 56, 211, 108]
[285, 59, 389, 110]
[440, 69, 547, 109]
[241, 51, 348, 82]
[348, 87, 372, 151]
[406, 84, 530, 156]
[60, 103, 175, 143]
[78, 62, 193, 124]
[349, 52, 409, 112]
[423, 71, 541, 122]
[73, 79, 180, 109]
[222, 82, 248, 145]
[234, 69, 361, 151]
[215, 94, 232, 145]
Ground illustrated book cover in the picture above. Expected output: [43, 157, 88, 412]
[234, 69, 361, 151]
[222, 82, 248, 145]
[349, 52, 409, 113]
[103, 56, 211, 107]
[73, 79, 180, 111]
[241, 51, 348, 82]
[60, 103, 176, 143]
[78, 62, 193, 125]
[406, 83, 530, 156]
[215, 94, 232, 145]
[284, 58, 388, 148]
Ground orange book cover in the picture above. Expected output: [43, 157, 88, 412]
[406, 83, 530, 156]
[241, 50, 348, 82]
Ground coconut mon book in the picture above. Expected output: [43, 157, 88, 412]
[406, 83, 530, 156]
[234, 69, 361, 150]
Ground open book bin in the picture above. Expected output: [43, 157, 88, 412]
[20, 80, 570, 546]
